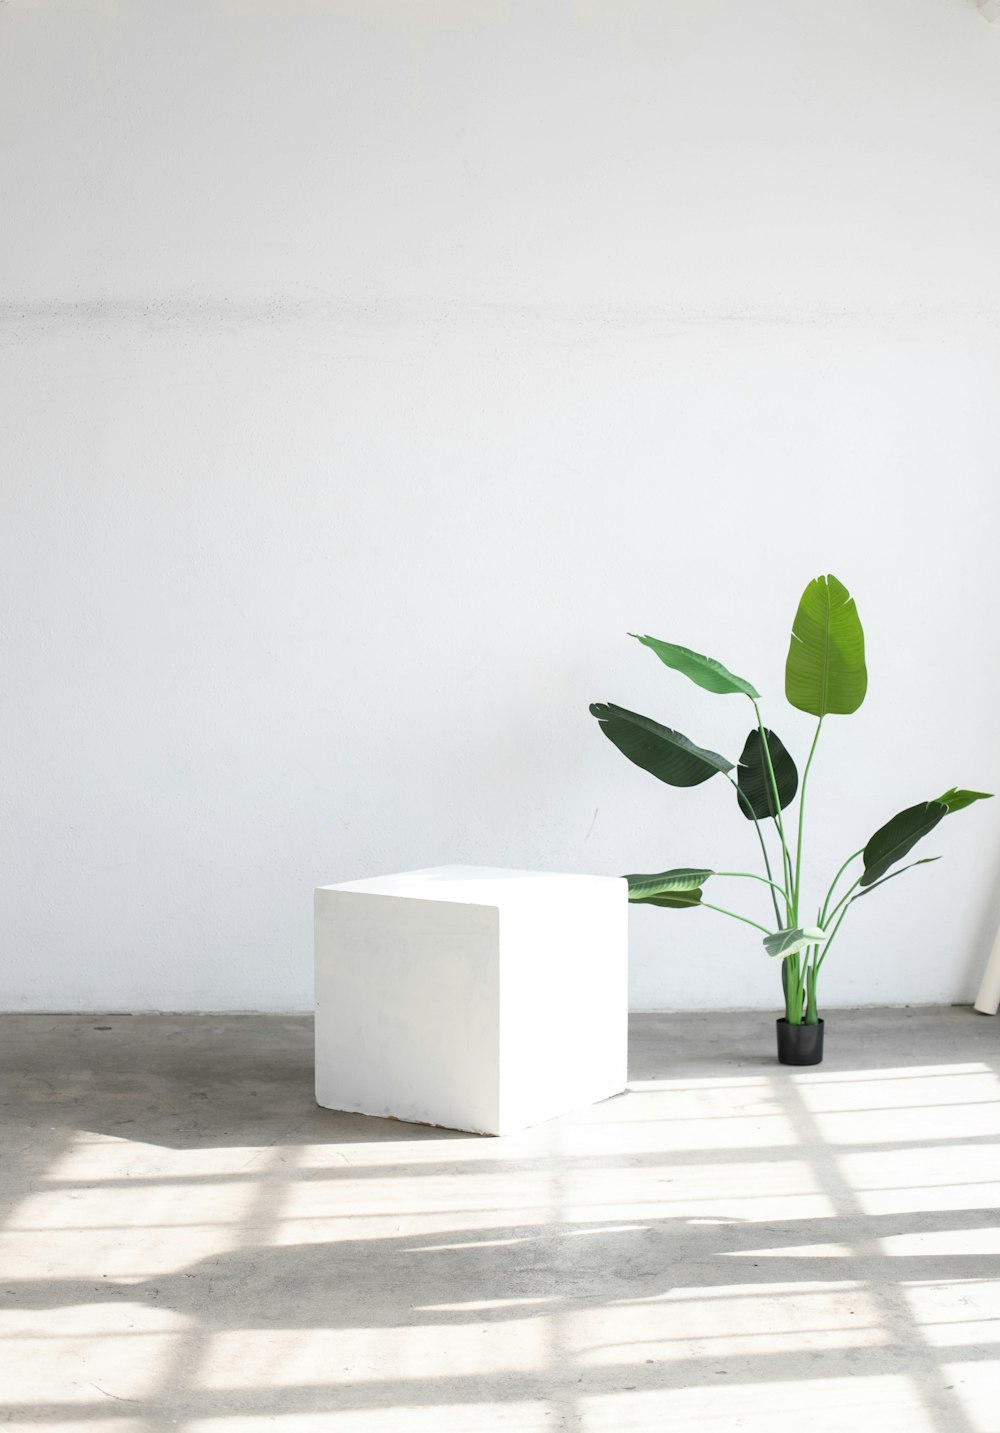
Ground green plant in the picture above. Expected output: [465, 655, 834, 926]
[590, 574, 992, 1026]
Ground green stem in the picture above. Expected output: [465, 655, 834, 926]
[700, 902, 772, 935]
[793, 716, 825, 914]
[717, 871, 790, 899]
[728, 775, 784, 926]
[822, 875, 863, 930]
[784, 953, 803, 1023]
[820, 848, 865, 925]
[805, 955, 819, 1024]
[756, 830, 785, 927]
[777, 820, 795, 917]
[752, 701, 794, 919]
[815, 901, 852, 974]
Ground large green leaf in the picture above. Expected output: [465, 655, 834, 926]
[626, 868, 713, 901]
[629, 635, 759, 699]
[861, 789, 993, 887]
[590, 703, 733, 787]
[785, 574, 867, 717]
[763, 926, 827, 959]
[860, 801, 948, 886]
[935, 788, 993, 814]
[736, 727, 798, 822]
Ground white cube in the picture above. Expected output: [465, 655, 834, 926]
[315, 865, 628, 1135]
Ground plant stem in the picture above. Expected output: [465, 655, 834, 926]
[700, 902, 772, 935]
[815, 901, 852, 974]
[717, 871, 790, 899]
[728, 775, 784, 926]
[792, 716, 825, 914]
[801, 850, 864, 1021]
[803, 953, 818, 1023]
[756, 831, 785, 927]
[784, 953, 803, 1023]
[777, 821, 795, 918]
[822, 876, 863, 931]
[752, 701, 794, 917]
[820, 848, 865, 925]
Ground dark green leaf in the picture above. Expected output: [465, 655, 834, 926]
[853, 856, 941, 900]
[636, 889, 704, 909]
[626, 868, 713, 900]
[935, 787, 993, 814]
[860, 801, 948, 886]
[589, 703, 733, 787]
[785, 574, 867, 717]
[629, 635, 759, 699]
[861, 787, 993, 886]
[763, 926, 827, 959]
[736, 728, 799, 822]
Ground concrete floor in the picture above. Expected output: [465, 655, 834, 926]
[2, 1009, 1000, 1433]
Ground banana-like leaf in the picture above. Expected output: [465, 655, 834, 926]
[590, 703, 733, 787]
[629, 635, 759, 699]
[785, 574, 867, 717]
[853, 856, 941, 901]
[636, 889, 705, 909]
[860, 800, 948, 887]
[736, 728, 799, 822]
[763, 925, 827, 959]
[935, 787, 993, 814]
[861, 788, 993, 886]
[626, 868, 713, 900]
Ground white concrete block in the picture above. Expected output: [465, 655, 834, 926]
[314, 865, 628, 1135]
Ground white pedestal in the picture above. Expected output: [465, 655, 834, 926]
[974, 919, 1000, 1015]
[314, 865, 628, 1135]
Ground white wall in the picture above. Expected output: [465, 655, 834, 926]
[2, 0, 1000, 1012]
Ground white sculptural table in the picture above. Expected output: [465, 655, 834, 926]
[314, 865, 628, 1135]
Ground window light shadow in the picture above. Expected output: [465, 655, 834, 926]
[3, 1009, 1000, 1432]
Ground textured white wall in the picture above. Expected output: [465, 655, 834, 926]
[2, 0, 999, 1011]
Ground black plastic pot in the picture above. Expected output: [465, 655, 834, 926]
[776, 1017, 824, 1066]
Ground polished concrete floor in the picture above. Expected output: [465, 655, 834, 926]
[2, 1007, 1000, 1433]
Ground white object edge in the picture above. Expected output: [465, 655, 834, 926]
[974, 919, 1000, 1013]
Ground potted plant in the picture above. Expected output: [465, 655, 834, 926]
[590, 574, 992, 1065]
